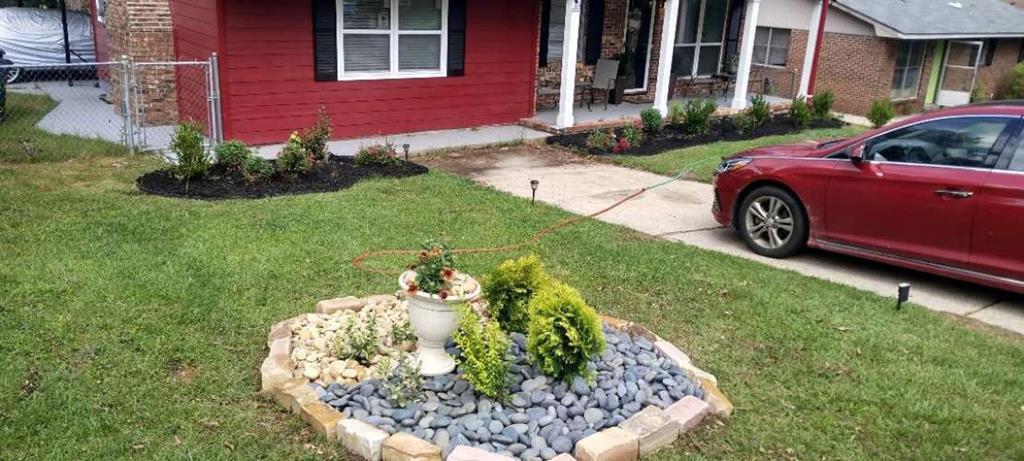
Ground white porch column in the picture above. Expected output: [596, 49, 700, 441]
[731, 0, 762, 110]
[556, 0, 583, 129]
[653, 0, 682, 116]
[798, 0, 823, 98]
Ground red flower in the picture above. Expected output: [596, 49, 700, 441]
[406, 282, 419, 294]
[442, 267, 454, 280]
[438, 290, 449, 301]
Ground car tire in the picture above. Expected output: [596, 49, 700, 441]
[5, 67, 20, 84]
[737, 185, 808, 258]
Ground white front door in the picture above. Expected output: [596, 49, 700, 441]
[936, 40, 984, 107]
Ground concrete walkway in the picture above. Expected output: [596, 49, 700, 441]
[425, 147, 1024, 336]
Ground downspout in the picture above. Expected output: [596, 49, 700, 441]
[806, 0, 830, 97]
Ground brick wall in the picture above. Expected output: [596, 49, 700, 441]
[976, 39, 1024, 100]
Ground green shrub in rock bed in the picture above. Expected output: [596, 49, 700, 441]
[682, 98, 717, 135]
[526, 282, 605, 382]
[867, 99, 895, 129]
[748, 94, 772, 127]
[336, 310, 379, 365]
[276, 133, 314, 175]
[378, 351, 424, 407]
[171, 122, 210, 179]
[241, 156, 275, 181]
[483, 254, 547, 334]
[790, 96, 812, 129]
[811, 90, 835, 119]
[640, 107, 663, 134]
[355, 142, 400, 167]
[453, 303, 512, 400]
[213, 140, 251, 171]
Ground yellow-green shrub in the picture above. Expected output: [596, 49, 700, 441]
[453, 304, 511, 400]
[483, 254, 546, 334]
[526, 282, 604, 382]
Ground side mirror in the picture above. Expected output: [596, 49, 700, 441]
[850, 145, 866, 164]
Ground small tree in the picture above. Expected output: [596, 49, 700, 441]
[789, 97, 812, 129]
[171, 122, 209, 180]
[867, 99, 895, 129]
[810, 90, 835, 119]
[1005, 62, 1024, 99]
[640, 107, 663, 134]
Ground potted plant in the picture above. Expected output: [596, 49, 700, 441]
[398, 240, 481, 376]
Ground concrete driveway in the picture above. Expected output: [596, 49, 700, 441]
[424, 146, 1024, 336]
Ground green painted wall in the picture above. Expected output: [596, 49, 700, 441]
[925, 41, 946, 105]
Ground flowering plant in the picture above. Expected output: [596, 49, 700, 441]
[406, 240, 458, 298]
[612, 137, 631, 154]
[276, 132, 314, 175]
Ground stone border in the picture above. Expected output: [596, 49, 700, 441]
[260, 296, 733, 461]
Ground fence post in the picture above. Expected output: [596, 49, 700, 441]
[208, 53, 224, 145]
[120, 55, 134, 154]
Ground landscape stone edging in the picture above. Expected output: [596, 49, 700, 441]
[260, 297, 731, 460]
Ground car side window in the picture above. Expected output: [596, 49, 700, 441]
[1011, 138, 1024, 172]
[865, 117, 1013, 168]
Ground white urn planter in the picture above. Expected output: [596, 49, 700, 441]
[399, 271, 481, 376]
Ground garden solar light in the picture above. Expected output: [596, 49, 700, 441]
[896, 283, 911, 310]
[402, 143, 411, 161]
[530, 179, 539, 205]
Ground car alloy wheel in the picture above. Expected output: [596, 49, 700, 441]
[5, 67, 19, 84]
[744, 196, 795, 250]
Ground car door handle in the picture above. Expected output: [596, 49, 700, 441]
[935, 189, 974, 199]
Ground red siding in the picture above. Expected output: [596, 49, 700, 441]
[220, 0, 539, 145]
[168, 0, 222, 130]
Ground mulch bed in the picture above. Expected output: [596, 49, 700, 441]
[137, 155, 428, 200]
[547, 114, 847, 157]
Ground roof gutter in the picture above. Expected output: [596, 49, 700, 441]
[831, 1, 1024, 40]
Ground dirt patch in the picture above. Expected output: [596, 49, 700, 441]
[421, 143, 603, 177]
[548, 115, 847, 156]
[169, 361, 200, 384]
[136, 156, 428, 200]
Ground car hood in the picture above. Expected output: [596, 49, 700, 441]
[738, 141, 830, 159]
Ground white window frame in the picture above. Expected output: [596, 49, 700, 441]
[336, 0, 449, 81]
[752, 27, 790, 69]
[95, 0, 107, 24]
[891, 41, 926, 101]
[674, 0, 730, 78]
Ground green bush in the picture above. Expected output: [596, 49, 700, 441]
[213, 140, 250, 171]
[682, 98, 717, 135]
[970, 84, 989, 103]
[377, 352, 424, 407]
[789, 97, 812, 129]
[668, 100, 685, 125]
[731, 112, 757, 135]
[336, 310, 379, 365]
[276, 133, 313, 175]
[241, 156, 275, 181]
[526, 282, 605, 382]
[355, 143, 400, 166]
[453, 304, 511, 400]
[1006, 63, 1024, 99]
[585, 130, 615, 152]
[639, 107, 663, 134]
[621, 122, 646, 147]
[748, 94, 771, 128]
[867, 99, 895, 129]
[299, 106, 332, 161]
[810, 90, 835, 119]
[483, 254, 547, 334]
[170, 122, 209, 180]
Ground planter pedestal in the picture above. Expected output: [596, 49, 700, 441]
[399, 271, 481, 376]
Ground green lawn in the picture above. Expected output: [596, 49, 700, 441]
[1, 92, 127, 163]
[2, 106, 1023, 460]
[613, 126, 868, 183]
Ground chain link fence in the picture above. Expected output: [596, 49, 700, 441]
[0, 55, 221, 157]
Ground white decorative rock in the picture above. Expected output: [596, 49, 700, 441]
[338, 419, 389, 461]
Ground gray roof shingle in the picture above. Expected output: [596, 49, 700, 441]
[834, 0, 1024, 38]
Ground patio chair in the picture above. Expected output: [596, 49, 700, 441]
[587, 58, 620, 111]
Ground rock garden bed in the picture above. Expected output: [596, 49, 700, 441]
[261, 249, 732, 461]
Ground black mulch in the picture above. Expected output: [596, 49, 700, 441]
[547, 115, 847, 157]
[137, 155, 428, 200]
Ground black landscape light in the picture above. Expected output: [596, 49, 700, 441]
[896, 283, 911, 310]
[530, 179, 539, 206]
[402, 143, 411, 161]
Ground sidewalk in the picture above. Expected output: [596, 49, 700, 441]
[425, 146, 1024, 336]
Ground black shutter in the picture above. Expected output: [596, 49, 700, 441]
[448, 0, 467, 76]
[539, 0, 552, 67]
[584, 0, 604, 65]
[312, 0, 337, 81]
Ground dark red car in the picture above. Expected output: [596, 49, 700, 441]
[712, 102, 1024, 294]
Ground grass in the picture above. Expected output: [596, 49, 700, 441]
[0, 92, 127, 163]
[612, 125, 868, 183]
[2, 104, 1024, 461]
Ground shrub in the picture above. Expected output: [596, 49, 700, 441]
[1006, 63, 1024, 99]
[748, 94, 771, 128]
[612, 137, 631, 154]
[299, 106, 332, 161]
[970, 84, 989, 103]
[213, 140, 250, 171]
[355, 143, 400, 166]
[526, 282, 605, 382]
[731, 112, 757, 135]
[810, 90, 835, 119]
[171, 122, 209, 179]
[483, 254, 546, 334]
[452, 304, 511, 400]
[388, 317, 415, 346]
[621, 122, 646, 147]
[336, 310, 379, 365]
[789, 97, 812, 129]
[639, 107, 663, 134]
[668, 100, 685, 125]
[867, 99, 895, 129]
[276, 133, 313, 175]
[407, 239, 457, 296]
[585, 129, 615, 152]
[682, 98, 717, 135]
[377, 352, 424, 407]
[241, 156, 275, 181]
